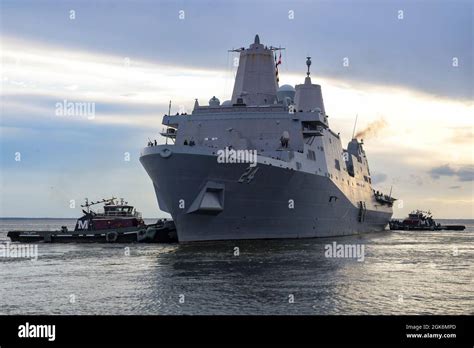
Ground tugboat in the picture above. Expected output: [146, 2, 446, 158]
[7, 198, 178, 243]
[73, 197, 146, 242]
[389, 210, 465, 231]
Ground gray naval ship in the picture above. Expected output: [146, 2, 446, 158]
[140, 35, 395, 242]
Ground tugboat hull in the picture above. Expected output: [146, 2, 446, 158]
[7, 221, 178, 243]
[7, 228, 143, 243]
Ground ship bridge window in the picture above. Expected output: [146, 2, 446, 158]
[335, 159, 341, 171]
[307, 150, 316, 161]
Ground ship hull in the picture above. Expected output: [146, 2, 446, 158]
[140, 146, 392, 242]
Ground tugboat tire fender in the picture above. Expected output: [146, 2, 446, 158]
[106, 231, 118, 242]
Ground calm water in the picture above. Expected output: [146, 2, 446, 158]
[0, 218, 472, 315]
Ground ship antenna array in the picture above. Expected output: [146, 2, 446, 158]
[228, 47, 245, 53]
[227, 46, 286, 53]
[268, 46, 286, 51]
[81, 197, 118, 210]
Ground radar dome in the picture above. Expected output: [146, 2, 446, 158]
[209, 96, 220, 107]
[221, 100, 232, 107]
[277, 84, 296, 103]
[279, 84, 296, 92]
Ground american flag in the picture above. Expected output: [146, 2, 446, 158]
[275, 51, 282, 83]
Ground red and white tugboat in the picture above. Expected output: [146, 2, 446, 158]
[73, 197, 146, 242]
[7, 198, 177, 243]
[389, 210, 465, 231]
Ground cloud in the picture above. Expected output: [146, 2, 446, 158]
[429, 164, 474, 182]
[457, 167, 474, 182]
[448, 127, 474, 144]
[1, 36, 233, 107]
[429, 164, 456, 179]
[1, 0, 471, 100]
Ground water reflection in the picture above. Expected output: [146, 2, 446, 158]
[1, 219, 472, 315]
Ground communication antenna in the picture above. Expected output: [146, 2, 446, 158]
[352, 114, 358, 139]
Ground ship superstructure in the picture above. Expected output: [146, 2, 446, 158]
[75, 197, 144, 232]
[140, 35, 395, 242]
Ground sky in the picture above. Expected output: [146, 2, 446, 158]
[0, 0, 472, 218]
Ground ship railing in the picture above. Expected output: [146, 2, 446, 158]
[94, 211, 142, 218]
[374, 193, 396, 205]
[160, 128, 177, 138]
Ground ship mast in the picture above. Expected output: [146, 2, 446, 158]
[165, 100, 171, 145]
[229, 35, 283, 106]
[352, 114, 358, 140]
